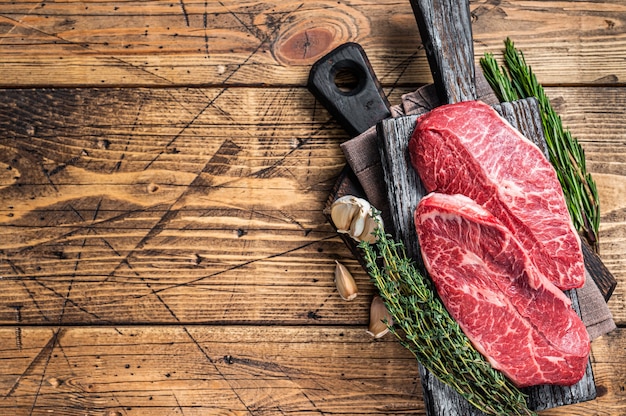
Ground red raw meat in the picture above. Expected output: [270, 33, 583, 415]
[415, 193, 590, 387]
[408, 100, 584, 290]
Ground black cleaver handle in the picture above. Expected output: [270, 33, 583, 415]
[410, 0, 476, 104]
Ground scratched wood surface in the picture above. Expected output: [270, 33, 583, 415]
[0, 0, 625, 415]
[0, 0, 625, 87]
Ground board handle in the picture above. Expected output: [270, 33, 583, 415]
[410, 0, 476, 104]
[307, 42, 391, 137]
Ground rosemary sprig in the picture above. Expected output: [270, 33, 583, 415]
[480, 38, 600, 250]
[480, 53, 518, 102]
[359, 226, 535, 416]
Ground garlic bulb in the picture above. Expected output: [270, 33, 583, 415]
[330, 195, 382, 243]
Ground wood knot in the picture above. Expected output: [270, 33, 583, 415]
[271, 2, 367, 66]
[274, 28, 334, 65]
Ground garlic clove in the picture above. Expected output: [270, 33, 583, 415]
[358, 213, 381, 244]
[334, 260, 358, 301]
[349, 208, 367, 239]
[330, 196, 360, 232]
[367, 295, 393, 338]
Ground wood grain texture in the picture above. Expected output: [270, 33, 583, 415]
[1, 1, 625, 413]
[0, 326, 623, 415]
[0, 326, 423, 415]
[409, 0, 476, 103]
[0, 87, 625, 329]
[0, 86, 623, 327]
[0, 1, 625, 87]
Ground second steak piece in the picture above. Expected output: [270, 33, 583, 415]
[408, 100, 584, 290]
[415, 192, 590, 388]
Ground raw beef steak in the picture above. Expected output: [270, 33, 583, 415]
[408, 100, 584, 290]
[415, 193, 590, 387]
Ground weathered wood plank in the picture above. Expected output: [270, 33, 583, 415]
[0, 87, 624, 326]
[0, 87, 366, 325]
[0, 326, 424, 415]
[0, 2, 623, 415]
[0, 326, 623, 415]
[0, 1, 626, 87]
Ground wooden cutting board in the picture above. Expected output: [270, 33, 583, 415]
[379, 0, 597, 414]
[378, 106, 597, 415]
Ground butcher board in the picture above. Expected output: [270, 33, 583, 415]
[377, 101, 597, 414]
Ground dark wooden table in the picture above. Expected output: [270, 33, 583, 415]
[0, 1, 624, 414]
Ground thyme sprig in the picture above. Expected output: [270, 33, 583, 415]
[480, 38, 600, 250]
[359, 225, 535, 416]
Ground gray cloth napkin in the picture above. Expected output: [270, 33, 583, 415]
[339, 72, 615, 341]
[579, 270, 616, 339]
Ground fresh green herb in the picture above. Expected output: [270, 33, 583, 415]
[480, 52, 518, 102]
[480, 38, 600, 250]
[359, 225, 535, 416]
